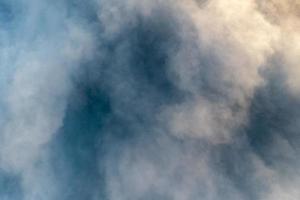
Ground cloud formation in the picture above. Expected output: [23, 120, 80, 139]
[0, 0, 299, 199]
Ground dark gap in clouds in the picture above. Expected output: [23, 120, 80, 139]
[47, 9, 187, 199]
[205, 68, 299, 199]
[128, 12, 180, 97]
[0, 170, 23, 200]
[65, 0, 99, 25]
[49, 68, 111, 200]
[246, 67, 300, 172]
[0, 1, 23, 43]
[98, 10, 186, 139]
[0, 2, 13, 25]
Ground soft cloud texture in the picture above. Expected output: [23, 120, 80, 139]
[0, 0, 299, 200]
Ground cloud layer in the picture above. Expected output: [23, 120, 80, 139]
[0, 0, 299, 199]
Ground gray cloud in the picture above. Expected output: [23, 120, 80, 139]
[0, 0, 299, 200]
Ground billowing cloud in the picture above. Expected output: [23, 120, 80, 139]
[0, 0, 299, 200]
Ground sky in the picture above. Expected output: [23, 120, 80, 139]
[0, 0, 300, 199]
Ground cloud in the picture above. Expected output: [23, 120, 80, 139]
[0, 0, 95, 199]
[0, 0, 299, 200]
